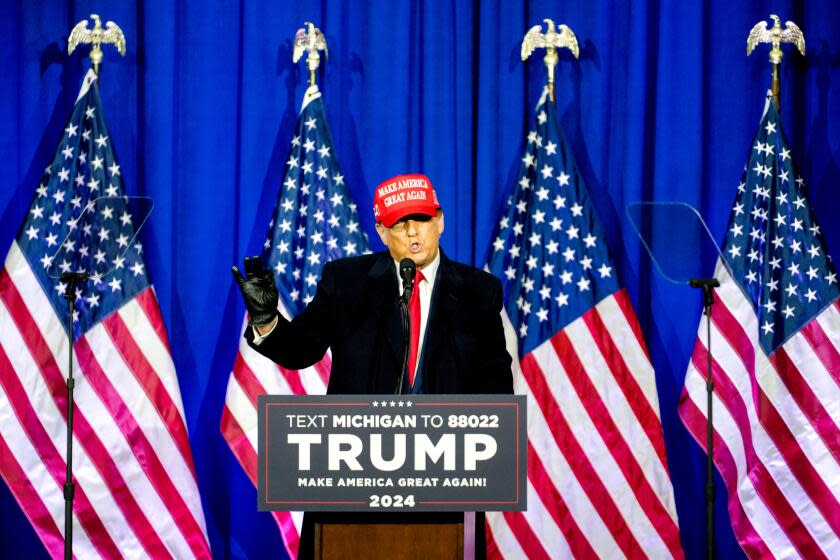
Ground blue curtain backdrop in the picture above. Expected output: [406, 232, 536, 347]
[2, 1, 839, 558]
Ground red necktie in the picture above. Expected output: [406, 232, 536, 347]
[407, 269, 425, 387]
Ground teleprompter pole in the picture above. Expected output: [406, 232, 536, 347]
[689, 277, 720, 560]
[60, 272, 87, 560]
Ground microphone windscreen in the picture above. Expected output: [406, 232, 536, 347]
[399, 258, 416, 281]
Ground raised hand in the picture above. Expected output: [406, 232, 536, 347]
[232, 256, 279, 327]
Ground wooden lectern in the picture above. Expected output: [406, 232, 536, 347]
[313, 520, 464, 559]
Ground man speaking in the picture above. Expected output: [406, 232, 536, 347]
[232, 173, 512, 396]
[232, 173, 512, 559]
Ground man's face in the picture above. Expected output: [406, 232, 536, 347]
[375, 211, 444, 269]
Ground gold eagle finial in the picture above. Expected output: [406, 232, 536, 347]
[293, 22, 328, 87]
[521, 19, 579, 103]
[68, 14, 126, 74]
[746, 14, 805, 109]
[747, 14, 805, 62]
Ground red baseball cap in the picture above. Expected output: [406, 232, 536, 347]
[373, 173, 441, 227]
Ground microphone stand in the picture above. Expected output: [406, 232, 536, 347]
[689, 277, 719, 560]
[396, 298, 410, 395]
[395, 276, 414, 395]
[60, 271, 87, 560]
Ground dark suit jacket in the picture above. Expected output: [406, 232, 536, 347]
[245, 249, 512, 559]
[246, 249, 513, 395]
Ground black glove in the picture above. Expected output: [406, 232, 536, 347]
[232, 256, 279, 327]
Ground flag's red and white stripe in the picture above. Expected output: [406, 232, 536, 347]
[221, 301, 330, 559]
[488, 290, 684, 559]
[680, 261, 840, 559]
[0, 242, 211, 559]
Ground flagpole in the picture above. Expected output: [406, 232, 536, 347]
[747, 14, 806, 110]
[520, 19, 579, 106]
[64, 17, 125, 557]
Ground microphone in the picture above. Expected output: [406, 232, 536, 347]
[399, 258, 416, 304]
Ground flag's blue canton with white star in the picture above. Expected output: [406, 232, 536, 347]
[264, 92, 369, 315]
[721, 101, 839, 354]
[487, 95, 619, 356]
[16, 72, 148, 339]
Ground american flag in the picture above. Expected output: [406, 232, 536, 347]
[679, 99, 840, 558]
[0, 69, 210, 558]
[484, 90, 684, 559]
[220, 85, 369, 558]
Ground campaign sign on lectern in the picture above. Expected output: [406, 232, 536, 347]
[257, 394, 527, 512]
